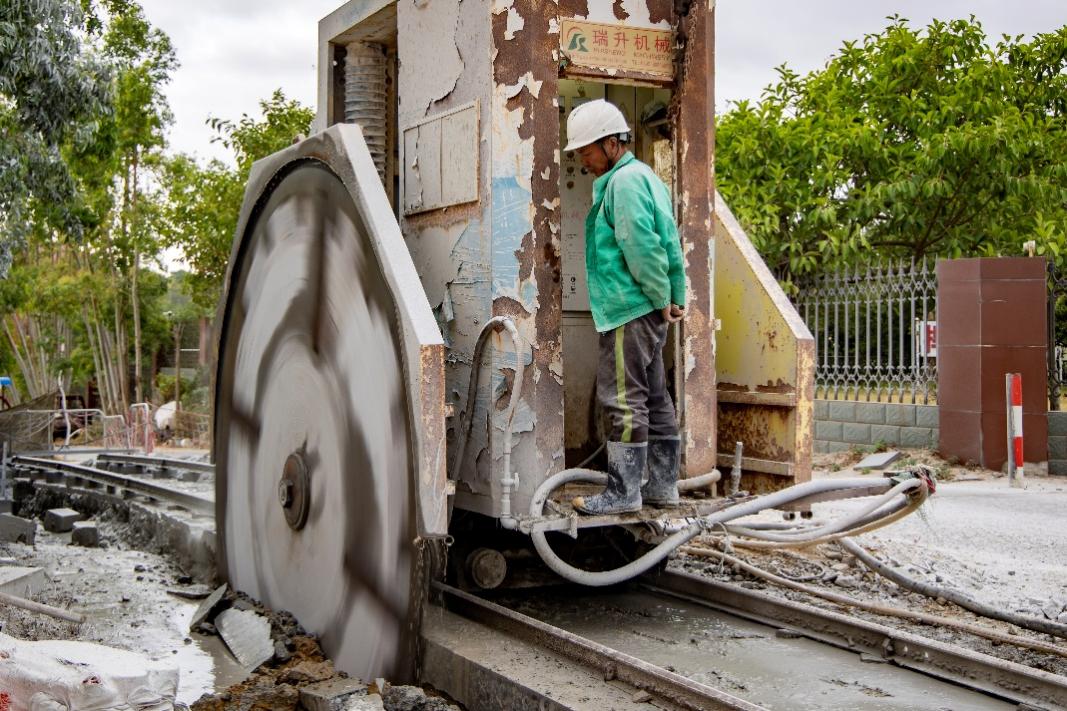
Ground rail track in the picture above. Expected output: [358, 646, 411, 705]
[7, 453, 1066, 710]
[9, 454, 213, 516]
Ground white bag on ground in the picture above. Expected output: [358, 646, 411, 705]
[0, 633, 182, 711]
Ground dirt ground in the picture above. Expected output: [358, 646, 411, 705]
[675, 449, 1067, 677]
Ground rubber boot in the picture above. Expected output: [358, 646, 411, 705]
[572, 442, 646, 515]
[641, 436, 680, 507]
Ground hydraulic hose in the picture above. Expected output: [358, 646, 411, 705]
[715, 485, 929, 550]
[528, 471, 923, 587]
[451, 317, 524, 488]
[722, 479, 921, 543]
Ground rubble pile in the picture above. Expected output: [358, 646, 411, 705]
[190, 589, 462, 711]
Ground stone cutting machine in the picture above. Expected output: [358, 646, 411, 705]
[214, 0, 816, 684]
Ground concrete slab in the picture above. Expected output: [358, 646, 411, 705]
[43, 508, 82, 533]
[71, 521, 99, 547]
[855, 451, 902, 470]
[0, 513, 36, 544]
[0, 566, 47, 597]
[215, 608, 273, 671]
[299, 678, 371, 711]
[189, 583, 228, 630]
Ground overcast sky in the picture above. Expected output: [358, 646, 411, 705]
[139, 0, 1066, 165]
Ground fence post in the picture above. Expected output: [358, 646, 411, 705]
[1006, 373, 1024, 487]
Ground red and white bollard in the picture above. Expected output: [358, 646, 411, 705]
[1005, 373, 1024, 487]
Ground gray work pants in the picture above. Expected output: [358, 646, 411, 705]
[597, 310, 678, 443]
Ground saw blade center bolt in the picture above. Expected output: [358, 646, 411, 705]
[279, 451, 311, 530]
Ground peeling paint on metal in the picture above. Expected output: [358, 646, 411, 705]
[398, 0, 466, 123]
[504, 6, 525, 40]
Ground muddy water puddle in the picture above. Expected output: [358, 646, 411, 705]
[500, 588, 1012, 710]
[2, 531, 245, 704]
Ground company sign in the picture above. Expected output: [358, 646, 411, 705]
[561, 19, 674, 79]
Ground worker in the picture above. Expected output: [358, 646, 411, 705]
[566, 99, 687, 516]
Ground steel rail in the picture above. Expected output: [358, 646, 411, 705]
[11, 456, 214, 516]
[432, 581, 766, 711]
[643, 569, 1067, 710]
[95, 453, 215, 475]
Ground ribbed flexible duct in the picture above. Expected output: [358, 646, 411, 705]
[344, 41, 389, 183]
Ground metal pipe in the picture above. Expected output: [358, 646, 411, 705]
[450, 317, 525, 529]
[676, 469, 721, 493]
[728, 441, 742, 495]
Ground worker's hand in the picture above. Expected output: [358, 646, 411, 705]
[661, 304, 685, 324]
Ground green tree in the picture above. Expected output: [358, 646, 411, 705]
[0, 0, 111, 271]
[160, 90, 313, 310]
[716, 17, 1067, 284]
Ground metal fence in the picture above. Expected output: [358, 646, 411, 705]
[793, 259, 938, 404]
[1047, 261, 1067, 410]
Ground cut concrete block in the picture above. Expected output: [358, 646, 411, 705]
[12, 478, 33, 504]
[842, 423, 871, 445]
[345, 695, 385, 711]
[915, 405, 939, 429]
[884, 405, 916, 427]
[827, 401, 856, 422]
[216, 608, 274, 671]
[854, 403, 886, 424]
[870, 425, 901, 446]
[43, 508, 82, 533]
[815, 421, 843, 442]
[0, 513, 36, 544]
[1049, 436, 1067, 461]
[71, 521, 99, 547]
[299, 678, 371, 711]
[855, 451, 902, 471]
[190, 583, 228, 630]
[901, 427, 935, 448]
[1049, 412, 1067, 437]
[0, 566, 47, 597]
[813, 400, 829, 419]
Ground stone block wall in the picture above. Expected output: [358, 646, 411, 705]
[1049, 412, 1067, 475]
[814, 400, 939, 454]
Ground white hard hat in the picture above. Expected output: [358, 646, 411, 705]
[564, 99, 631, 152]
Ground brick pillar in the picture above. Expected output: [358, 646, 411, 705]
[937, 258, 1048, 469]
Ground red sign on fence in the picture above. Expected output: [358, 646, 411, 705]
[915, 320, 937, 358]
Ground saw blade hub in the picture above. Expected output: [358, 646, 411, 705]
[279, 451, 310, 530]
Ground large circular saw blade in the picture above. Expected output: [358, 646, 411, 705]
[215, 161, 416, 680]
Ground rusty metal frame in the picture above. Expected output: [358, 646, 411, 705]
[673, 0, 718, 480]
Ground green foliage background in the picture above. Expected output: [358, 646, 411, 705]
[716, 16, 1067, 285]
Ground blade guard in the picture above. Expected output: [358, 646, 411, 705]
[216, 123, 449, 540]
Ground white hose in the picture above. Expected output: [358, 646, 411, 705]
[721, 479, 920, 543]
[528, 472, 917, 587]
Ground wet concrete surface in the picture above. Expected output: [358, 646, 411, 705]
[0, 528, 245, 704]
[499, 587, 1014, 710]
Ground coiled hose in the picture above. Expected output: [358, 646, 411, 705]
[528, 471, 928, 586]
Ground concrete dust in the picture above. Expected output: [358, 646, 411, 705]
[0, 527, 245, 705]
[678, 450, 1067, 677]
[503, 588, 1012, 709]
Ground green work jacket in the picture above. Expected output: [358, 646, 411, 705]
[585, 152, 687, 333]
